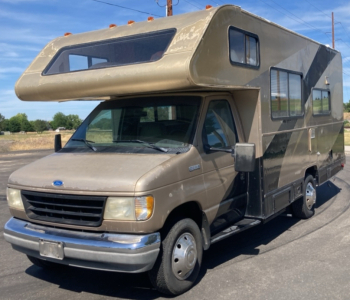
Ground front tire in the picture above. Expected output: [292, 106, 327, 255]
[292, 174, 316, 219]
[148, 218, 203, 295]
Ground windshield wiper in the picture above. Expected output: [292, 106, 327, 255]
[71, 138, 97, 152]
[113, 140, 168, 153]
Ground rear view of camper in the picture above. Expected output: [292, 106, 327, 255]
[5, 4, 344, 295]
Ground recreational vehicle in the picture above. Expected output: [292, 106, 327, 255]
[4, 4, 345, 295]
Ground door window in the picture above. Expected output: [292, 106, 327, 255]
[203, 100, 237, 149]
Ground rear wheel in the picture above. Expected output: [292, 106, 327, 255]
[292, 174, 316, 219]
[148, 218, 203, 295]
[27, 255, 63, 269]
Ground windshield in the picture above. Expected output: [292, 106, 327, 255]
[64, 96, 201, 153]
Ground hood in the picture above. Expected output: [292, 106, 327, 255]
[8, 152, 173, 193]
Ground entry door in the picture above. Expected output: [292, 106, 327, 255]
[201, 97, 247, 234]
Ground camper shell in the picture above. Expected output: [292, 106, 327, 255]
[5, 4, 345, 295]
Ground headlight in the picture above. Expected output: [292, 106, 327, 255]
[7, 188, 24, 210]
[104, 196, 154, 221]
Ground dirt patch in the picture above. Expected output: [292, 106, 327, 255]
[344, 113, 350, 120]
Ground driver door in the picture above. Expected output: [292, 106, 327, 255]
[200, 96, 247, 234]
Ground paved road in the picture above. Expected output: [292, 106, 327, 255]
[1, 150, 350, 299]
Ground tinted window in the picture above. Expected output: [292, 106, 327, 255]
[44, 29, 176, 75]
[229, 27, 259, 67]
[203, 100, 237, 149]
[271, 68, 303, 119]
[313, 89, 330, 115]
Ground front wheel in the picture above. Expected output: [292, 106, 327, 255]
[148, 218, 203, 295]
[292, 174, 316, 219]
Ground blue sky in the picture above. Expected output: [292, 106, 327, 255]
[1, 0, 350, 121]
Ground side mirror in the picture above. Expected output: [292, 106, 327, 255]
[54, 134, 62, 152]
[232, 143, 255, 172]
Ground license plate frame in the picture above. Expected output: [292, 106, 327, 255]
[39, 239, 64, 260]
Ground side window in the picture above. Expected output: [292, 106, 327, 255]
[203, 100, 237, 150]
[312, 89, 330, 115]
[271, 68, 303, 119]
[229, 27, 259, 67]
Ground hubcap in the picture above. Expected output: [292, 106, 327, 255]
[305, 182, 316, 210]
[172, 233, 197, 280]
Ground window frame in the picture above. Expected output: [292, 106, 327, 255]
[228, 26, 260, 69]
[270, 67, 304, 120]
[312, 88, 331, 116]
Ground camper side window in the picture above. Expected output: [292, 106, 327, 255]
[229, 27, 259, 68]
[203, 100, 237, 149]
[312, 89, 331, 115]
[271, 68, 303, 119]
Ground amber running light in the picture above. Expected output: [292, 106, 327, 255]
[64, 32, 72, 37]
[148, 17, 154, 22]
[128, 20, 135, 25]
[109, 24, 117, 28]
[206, 5, 213, 9]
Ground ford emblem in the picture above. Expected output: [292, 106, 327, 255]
[53, 180, 63, 187]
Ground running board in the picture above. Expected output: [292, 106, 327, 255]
[210, 219, 261, 244]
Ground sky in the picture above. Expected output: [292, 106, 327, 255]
[1, 0, 350, 121]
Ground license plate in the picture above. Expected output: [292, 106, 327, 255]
[39, 239, 64, 260]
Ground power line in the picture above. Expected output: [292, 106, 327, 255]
[266, 0, 330, 38]
[182, 0, 202, 10]
[92, 0, 163, 17]
[304, 0, 331, 19]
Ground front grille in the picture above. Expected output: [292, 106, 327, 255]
[21, 191, 107, 227]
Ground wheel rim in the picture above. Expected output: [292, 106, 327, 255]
[305, 182, 316, 210]
[172, 232, 197, 280]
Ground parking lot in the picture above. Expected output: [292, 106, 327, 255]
[1, 150, 350, 300]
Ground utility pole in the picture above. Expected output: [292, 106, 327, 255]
[332, 12, 335, 49]
[166, 0, 173, 16]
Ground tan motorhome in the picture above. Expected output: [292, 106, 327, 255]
[4, 4, 345, 295]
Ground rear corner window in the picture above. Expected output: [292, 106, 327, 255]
[43, 28, 176, 75]
[312, 89, 330, 115]
[229, 27, 259, 68]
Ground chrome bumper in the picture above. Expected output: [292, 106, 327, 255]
[4, 218, 160, 273]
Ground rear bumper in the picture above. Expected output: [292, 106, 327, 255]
[4, 217, 160, 273]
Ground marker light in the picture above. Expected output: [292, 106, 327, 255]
[7, 188, 24, 210]
[148, 17, 154, 22]
[206, 5, 213, 9]
[135, 196, 154, 221]
[109, 24, 117, 28]
[64, 32, 72, 37]
[128, 20, 135, 25]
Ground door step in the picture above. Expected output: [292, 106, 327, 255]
[210, 218, 261, 244]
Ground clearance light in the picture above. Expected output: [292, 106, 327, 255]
[206, 5, 213, 9]
[148, 17, 154, 22]
[64, 32, 72, 37]
[128, 20, 135, 25]
[341, 163, 345, 168]
[109, 24, 117, 28]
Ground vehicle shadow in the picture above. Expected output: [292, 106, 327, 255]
[25, 181, 341, 299]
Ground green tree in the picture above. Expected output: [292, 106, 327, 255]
[9, 113, 33, 132]
[66, 114, 82, 130]
[0, 113, 5, 131]
[8, 117, 21, 132]
[343, 100, 350, 112]
[33, 119, 47, 133]
[51, 112, 67, 130]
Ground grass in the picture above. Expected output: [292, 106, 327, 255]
[0, 131, 73, 153]
[345, 130, 350, 146]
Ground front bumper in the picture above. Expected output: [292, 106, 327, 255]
[4, 218, 160, 273]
